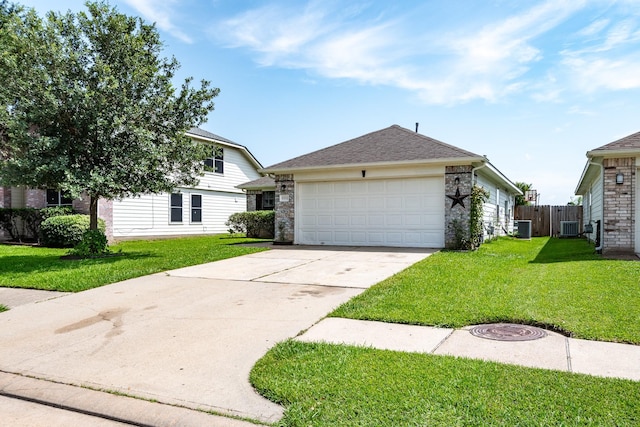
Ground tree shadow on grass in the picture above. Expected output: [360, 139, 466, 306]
[0, 252, 157, 276]
[530, 237, 601, 264]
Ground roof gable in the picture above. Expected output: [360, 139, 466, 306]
[186, 127, 263, 169]
[263, 125, 482, 171]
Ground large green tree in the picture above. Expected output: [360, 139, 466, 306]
[0, 1, 219, 230]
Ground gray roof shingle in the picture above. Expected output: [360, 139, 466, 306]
[236, 176, 275, 190]
[262, 125, 482, 171]
[591, 130, 640, 152]
[187, 127, 237, 145]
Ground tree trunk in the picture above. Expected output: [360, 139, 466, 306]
[89, 195, 98, 230]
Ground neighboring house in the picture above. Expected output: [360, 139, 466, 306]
[575, 130, 640, 255]
[254, 124, 520, 248]
[0, 128, 263, 241]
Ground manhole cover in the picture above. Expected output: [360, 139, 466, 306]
[469, 323, 547, 341]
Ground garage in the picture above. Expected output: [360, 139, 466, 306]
[297, 177, 445, 247]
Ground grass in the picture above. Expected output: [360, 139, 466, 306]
[251, 340, 640, 427]
[331, 237, 640, 344]
[251, 237, 640, 425]
[0, 235, 268, 292]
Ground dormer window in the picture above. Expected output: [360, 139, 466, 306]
[204, 148, 223, 174]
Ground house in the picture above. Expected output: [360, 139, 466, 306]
[0, 128, 263, 241]
[253, 125, 520, 248]
[575, 130, 639, 255]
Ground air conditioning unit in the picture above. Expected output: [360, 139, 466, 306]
[516, 220, 531, 239]
[560, 221, 579, 237]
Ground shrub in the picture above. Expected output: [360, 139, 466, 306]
[40, 214, 105, 247]
[40, 206, 74, 220]
[226, 211, 275, 238]
[69, 229, 110, 257]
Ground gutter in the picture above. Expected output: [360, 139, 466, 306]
[589, 160, 605, 253]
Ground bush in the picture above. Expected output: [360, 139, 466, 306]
[226, 211, 275, 238]
[69, 229, 110, 257]
[40, 214, 105, 247]
[40, 206, 73, 220]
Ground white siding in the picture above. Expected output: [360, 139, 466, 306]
[197, 147, 261, 193]
[112, 190, 246, 238]
[476, 172, 516, 239]
[583, 168, 603, 245]
[110, 145, 260, 238]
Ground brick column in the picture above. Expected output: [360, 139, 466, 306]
[246, 190, 259, 211]
[0, 187, 10, 208]
[602, 158, 635, 254]
[274, 174, 294, 243]
[444, 166, 473, 249]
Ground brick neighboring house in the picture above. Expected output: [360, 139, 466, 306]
[253, 125, 521, 248]
[575, 131, 639, 255]
[0, 128, 263, 241]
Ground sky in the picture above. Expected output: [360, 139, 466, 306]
[15, 0, 640, 204]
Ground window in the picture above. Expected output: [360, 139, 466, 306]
[46, 189, 73, 207]
[170, 193, 183, 223]
[191, 194, 202, 223]
[204, 147, 224, 174]
[262, 191, 275, 210]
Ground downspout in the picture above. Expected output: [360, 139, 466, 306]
[589, 160, 604, 253]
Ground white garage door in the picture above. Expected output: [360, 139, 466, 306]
[297, 177, 445, 248]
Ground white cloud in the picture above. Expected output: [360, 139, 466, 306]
[122, 0, 192, 43]
[214, 0, 640, 105]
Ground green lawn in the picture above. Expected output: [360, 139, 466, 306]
[332, 237, 640, 344]
[251, 237, 640, 426]
[0, 235, 267, 292]
[252, 341, 639, 427]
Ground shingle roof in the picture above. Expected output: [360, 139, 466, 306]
[236, 175, 275, 190]
[591, 130, 640, 152]
[262, 125, 482, 171]
[187, 127, 237, 145]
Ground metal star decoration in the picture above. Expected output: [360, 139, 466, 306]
[447, 187, 469, 208]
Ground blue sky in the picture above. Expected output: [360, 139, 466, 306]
[17, 0, 640, 204]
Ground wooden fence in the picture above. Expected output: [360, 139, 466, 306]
[514, 205, 583, 237]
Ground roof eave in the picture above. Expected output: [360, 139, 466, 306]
[260, 156, 486, 174]
[586, 148, 640, 158]
[480, 161, 523, 195]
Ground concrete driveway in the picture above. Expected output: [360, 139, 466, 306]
[0, 245, 434, 425]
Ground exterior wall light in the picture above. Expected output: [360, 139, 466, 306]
[280, 184, 287, 191]
[616, 172, 624, 184]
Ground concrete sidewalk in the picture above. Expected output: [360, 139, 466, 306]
[0, 245, 434, 426]
[297, 318, 640, 381]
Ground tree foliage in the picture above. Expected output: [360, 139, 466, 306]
[0, 1, 219, 229]
[514, 182, 532, 206]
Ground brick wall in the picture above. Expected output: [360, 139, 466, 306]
[602, 158, 635, 254]
[25, 189, 46, 208]
[245, 190, 260, 212]
[444, 165, 473, 249]
[274, 174, 294, 242]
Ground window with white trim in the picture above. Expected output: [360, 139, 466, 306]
[170, 193, 183, 223]
[46, 189, 73, 207]
[191, 194, 202, 223]
[204, 147, 224, 174]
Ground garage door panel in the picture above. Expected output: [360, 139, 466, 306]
[297, 177, 444, 247]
